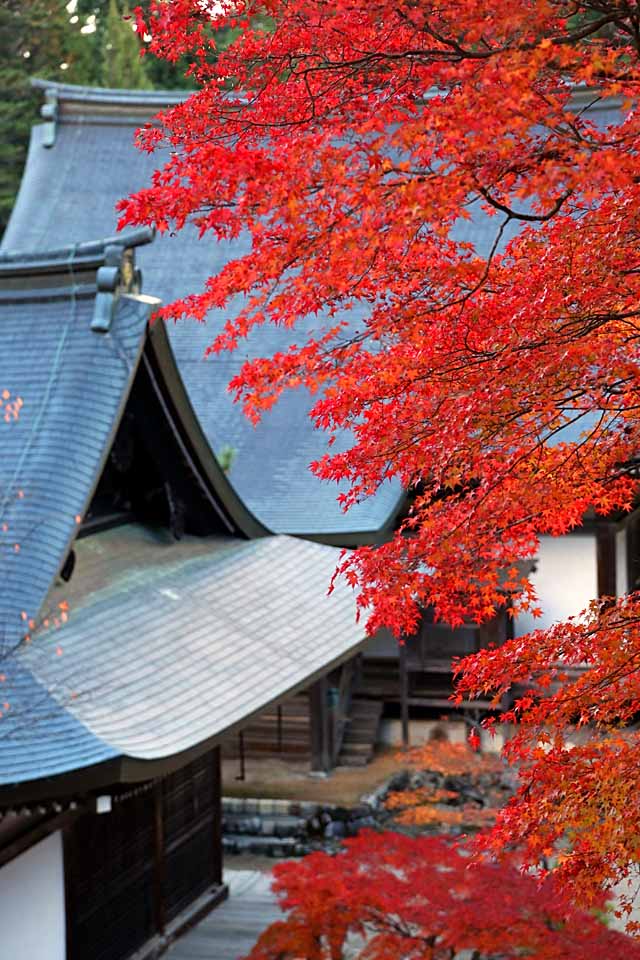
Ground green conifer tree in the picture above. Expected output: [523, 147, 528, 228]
[0, 0, 95, 238]
[101, 0, 152, 90]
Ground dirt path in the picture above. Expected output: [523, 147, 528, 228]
[222, 746, 404, 806]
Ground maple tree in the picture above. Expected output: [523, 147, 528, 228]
[244, 830, 640, 960]
[120, 0, 640, 920]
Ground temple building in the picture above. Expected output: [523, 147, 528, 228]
[0, 231, 367, 960]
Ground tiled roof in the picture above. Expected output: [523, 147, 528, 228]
[0, 525, 364, 788]
[1, 81, 404, 543]
[0, 235, 156, 657]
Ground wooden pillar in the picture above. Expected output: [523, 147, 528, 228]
[153, 781, 166, 937]
[626, 512, 640, 594]
[236, 731, 246, 781]
[63, 825, 76, 960]
[212, 747, 223, 886]
[399, 641, 409, 749]
[277, 705, 283, 753]
[310, 676, 330, 773]
[596, 524, 617, 598]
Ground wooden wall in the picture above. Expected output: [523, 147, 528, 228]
[65, 748, 223, 960]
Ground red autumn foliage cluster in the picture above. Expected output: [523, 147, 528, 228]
[457, 597, 640, 913]
[121, 0, 640, 917]
[385, 740, 508, 829]
[0, 388, 22, 425]
[244, 831, 640, 960]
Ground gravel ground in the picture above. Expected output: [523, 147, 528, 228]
[221, 746, 405, 806]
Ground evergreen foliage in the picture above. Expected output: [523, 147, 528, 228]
[101, 0, 152, 90]
[0, 0, 194, 238]
[0, 0, 94, 238]
[77, 0, 196, 89]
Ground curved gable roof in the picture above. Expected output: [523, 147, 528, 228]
[0, 526, 365, 796]
[2, 81, 404, 545]
[0, 232, 156, 657]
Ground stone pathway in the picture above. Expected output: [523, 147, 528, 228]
[166, 870, 279, 960]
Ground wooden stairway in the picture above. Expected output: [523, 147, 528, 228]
[337, 698, 383, 767]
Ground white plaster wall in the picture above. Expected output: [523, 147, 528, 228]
[616, 526, 628, 598]
[0, 831, 66, 960]
[379, 719, 507, 753]
[514, 533, 598, 637]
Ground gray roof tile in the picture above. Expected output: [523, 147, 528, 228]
[0, 247, 156, 656]
[0, 525, 364, 785]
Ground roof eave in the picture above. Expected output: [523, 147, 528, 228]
[146, 320, 272, 539]
[0, 635, 367, 806]
[289, 491, 407, 547]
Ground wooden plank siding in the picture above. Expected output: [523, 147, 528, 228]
[65, 749, 224, 960]
[310, 676, 331, 773]
[361, 612, 510, 713]
[65, 787, 156, 960]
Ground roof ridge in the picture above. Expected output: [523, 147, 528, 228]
[0, 229, 156, 337]
[30, 77, 622, 112]
[0, 227, 154, 276]
[31, 78, 189, 108]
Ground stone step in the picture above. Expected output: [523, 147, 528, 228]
[337, 739, 377, 766]
[223, 813, 308, 837]
[222, 798, 381, 859]
[222, 834, 306, 858]
[349, 713, 383, 725]
[340, 741, 374, 754]
[342, 724, 378, 741]
[350, 699, 384, 714]
[339, 752, 375, 766]
[222, 797, 323, 817]
[336, 697, 383, 767]
[345, 718, 382, 733]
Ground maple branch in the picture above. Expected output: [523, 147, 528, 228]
[477, 186, 572, 223]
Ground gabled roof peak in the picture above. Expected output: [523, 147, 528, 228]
[0, 227, 155, 333]
[0, 240, 156, 657]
